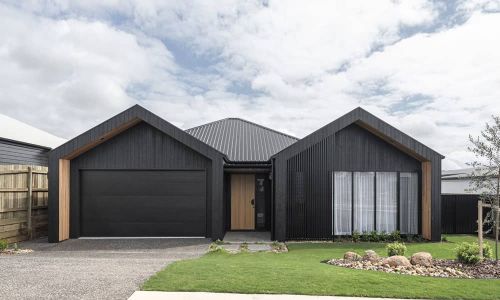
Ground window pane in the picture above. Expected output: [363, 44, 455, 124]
[400, 172, 418, 234]
[376, 172, 397, 233]
[334, 172, 352, 235]
[353, 172, 375, 233]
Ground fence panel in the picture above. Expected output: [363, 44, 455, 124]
[0, 165, 48, 243]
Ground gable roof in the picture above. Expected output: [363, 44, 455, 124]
[50, 105, 225, 161]
[274, 107, 444, 162]
[186, 118, 298, 162]
[0, 113, 66, 149]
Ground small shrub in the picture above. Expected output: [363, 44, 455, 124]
[441, 236, 448, 242]
[455, 242, 492, 264]
[271, 241, 288, 252]
[386, 242, 407, 256]
[0, 239, 8, 252]
[352, 231, 361, 242]
[360, 232, 370, 242]
[369, 231, 380, 242]
[240, 242, 249, 252]
[389, 230, 401, 242]
[208, 242, 225, 253]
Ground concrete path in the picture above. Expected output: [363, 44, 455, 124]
[0, 238, 209, 300]
[223, 231, 271, 243]
[129, 291, 410, 300]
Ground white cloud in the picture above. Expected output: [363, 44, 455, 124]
[0, 1, 499, 170]
[0, 3, 183, 137]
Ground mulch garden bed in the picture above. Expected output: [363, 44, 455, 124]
[327, 258, 500, 279]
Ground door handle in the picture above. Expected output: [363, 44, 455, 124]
[251, 199, 255, 207]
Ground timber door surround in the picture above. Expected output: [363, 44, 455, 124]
[231, 174, 255, 230]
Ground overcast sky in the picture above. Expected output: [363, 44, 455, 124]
[1, 0, 499, 169]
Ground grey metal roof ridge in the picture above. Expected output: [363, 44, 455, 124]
[185, 117, 299, 141]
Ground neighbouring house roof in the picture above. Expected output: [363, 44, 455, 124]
[0, 113, 66, 149]
[186, 118, 298, 162]
[442, 168, 496, 195]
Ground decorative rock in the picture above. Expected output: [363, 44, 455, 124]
[343, 251, 361, 261]
[382, 255, 412, 267]
[362, 250, 379, 262]
[411, 252, 433, 267]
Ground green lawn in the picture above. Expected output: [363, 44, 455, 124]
[143, 235, 499, 299]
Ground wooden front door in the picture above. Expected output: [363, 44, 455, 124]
[231, 174, 255, 230]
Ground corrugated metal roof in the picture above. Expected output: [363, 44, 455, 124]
[186, 118, 298, 162]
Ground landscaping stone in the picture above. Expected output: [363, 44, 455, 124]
[343, 251, 361, 261]
[411, 252, 433, 266]
[383, 255, 411, 267]
[327, 257, 500, 279]
[218, 243, 285, 253]
[222, 244, 240, 253]
[247, 244, 272, 252]
[0, 248, 33, 255]
[362, 250, 379, 262]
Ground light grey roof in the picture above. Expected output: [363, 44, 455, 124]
[186, 118, 298, 162]
[442, 168, 495, 194]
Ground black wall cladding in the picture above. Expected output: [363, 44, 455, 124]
[441, 194, 486, 234]
[286, 124, 422, 239]
[0, 139, 49, 166]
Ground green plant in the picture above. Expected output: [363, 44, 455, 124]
[441, 236, 448, 242]
[455, 242, 492, 264]
[214, 239, 224, 245]
[389, 230, 401, 242]
[208, 242, 225, 253]
[271, 241, 287, 252]
[240, 242, 249, 252]
[352, 231, 361, 242]
[369, 231, 380, 242]
[13, 243, 18, 251]
[0, 239, 7, 252]
[386, 242, 407, 256]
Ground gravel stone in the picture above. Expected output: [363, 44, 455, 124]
[0, 237, 209, 300]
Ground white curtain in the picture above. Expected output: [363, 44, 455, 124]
[334, 172, 352, 235]
[376, 172, 397, 233]
[400, 172, 418, 234]
[353, 172, 374, 233]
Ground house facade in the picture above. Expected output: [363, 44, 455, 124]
[48, 105, 443, 242]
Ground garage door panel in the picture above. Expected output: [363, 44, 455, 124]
[80, 170, 206, 237]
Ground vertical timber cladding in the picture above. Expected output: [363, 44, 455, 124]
[421, 161, 432, 240]
[286, 138, 331, 239]
[286, 123, 425, 240]
[58, 159, 70, 241]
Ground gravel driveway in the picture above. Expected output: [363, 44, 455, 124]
[0, 238, 210, 300]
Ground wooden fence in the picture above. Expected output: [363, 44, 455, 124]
[0, 165, 48, 243]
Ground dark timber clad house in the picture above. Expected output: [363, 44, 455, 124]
[48, 105, 443, 242]
[0, 137, 51, 166]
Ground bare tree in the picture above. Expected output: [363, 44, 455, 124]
[468, 115, 500, 261]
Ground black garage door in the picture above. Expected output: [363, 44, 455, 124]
[80, 170, 206, 237]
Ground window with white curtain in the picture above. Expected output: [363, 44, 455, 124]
[400, 172, 418, 234]
[353, 172, 375, 233]
[376, 172, 398, 233]
[333, 172, 352, 235]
